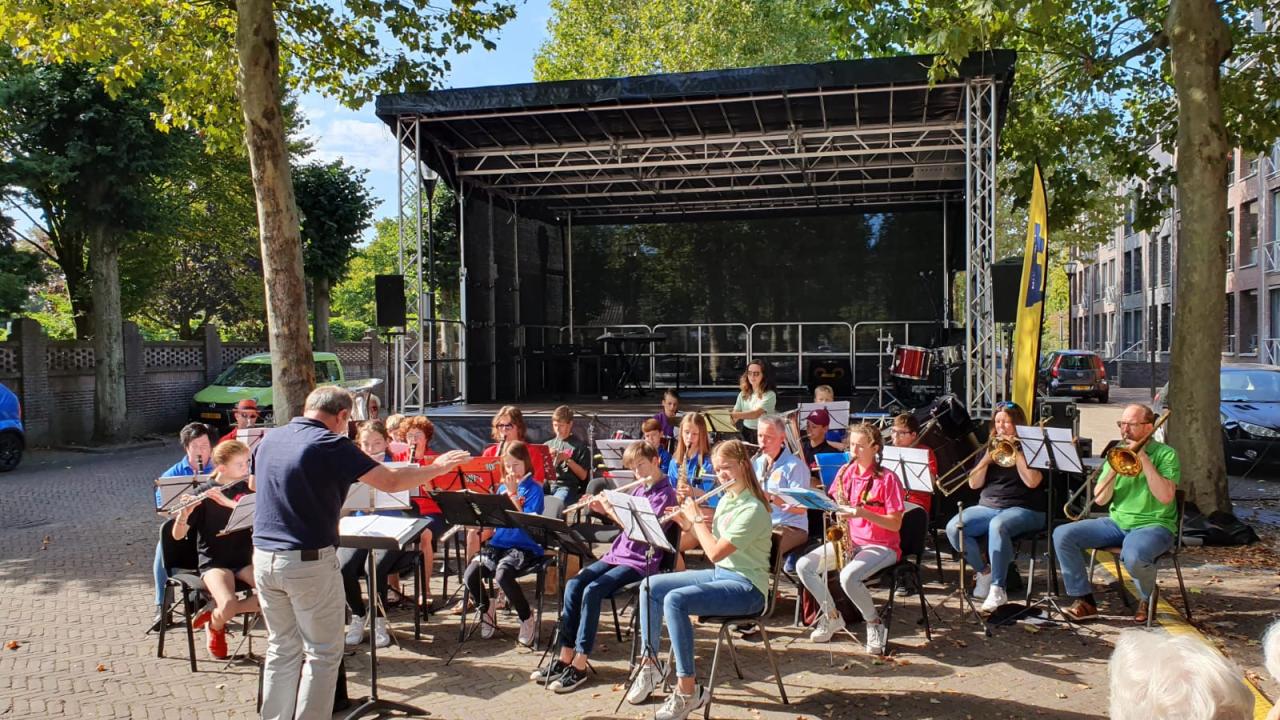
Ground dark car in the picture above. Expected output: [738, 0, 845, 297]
[1155, 363, 1280, 471]
[1038, 350, 1110, 403]
[0, 382, 24, 471]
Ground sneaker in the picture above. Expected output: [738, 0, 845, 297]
[530, 658, 570, 683]
[732, 622, 758, 638]
[655, 684, 708, 720]
[981, 585, 1009, 613]
[896, 577, 917, 597]
[345, 614, 367, 646]
[625, 663, 663, 705]
[517, 615, 538, 647]
[972, 570, 993, 600]
[864, 620, 887, 656]
[1063, 598, 1099, 621]
[206, 626, 229, 659]
[808, 611, 841, 643]
[782, 555, 798, 575]
[192, 608, 213, 630]
[479, 605, 497, 640]
[373, 617, 391, 649]
[549, 664, 589, 693]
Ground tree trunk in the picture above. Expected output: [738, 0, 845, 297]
[237, 0, 314, 424]
[90, 226, 128, 442]
[1166, 0, 1233, 513]
[313, 276, 331, 351]
[62, 248, 92, 340]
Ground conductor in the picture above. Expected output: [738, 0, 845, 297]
[252, 386, 468, 720]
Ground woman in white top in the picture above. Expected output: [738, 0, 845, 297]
[729, 359, 776, 445]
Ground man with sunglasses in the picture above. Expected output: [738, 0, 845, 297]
[219, 398, 261, 444]
[1052, 403, 1179, 623]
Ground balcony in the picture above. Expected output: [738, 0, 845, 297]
[1265, 339, 1280, 365]
[1264, 242, 1280, 273]
[1223, 333, 1237, 355]
[1104, 286, 1119, 303]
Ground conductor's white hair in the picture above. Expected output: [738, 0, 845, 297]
[1264, 620, 1280, 685]
[1109, 629, 1253, 720]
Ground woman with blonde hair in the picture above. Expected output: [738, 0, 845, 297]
[628, 440, 773, 719]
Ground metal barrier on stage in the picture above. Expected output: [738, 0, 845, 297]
[651, 323, 750, 389]
[748, 322, 854, 390]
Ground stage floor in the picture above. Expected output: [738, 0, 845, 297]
[422, 389, 893, 418]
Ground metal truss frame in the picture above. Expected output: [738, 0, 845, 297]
[964, 77, 1000, 417]
[395, 117, 428, 413]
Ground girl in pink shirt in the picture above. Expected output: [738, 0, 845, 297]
[795, 423, 905, 655]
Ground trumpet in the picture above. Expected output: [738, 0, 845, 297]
[659, 480, 733, 524]
[560, 476, 648, 516]
[1063, 411, 1171, 521]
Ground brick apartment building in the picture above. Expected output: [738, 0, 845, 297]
[1070, 142, 1280, 370]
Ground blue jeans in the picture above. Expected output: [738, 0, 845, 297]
[1053, 517, 1174, 601]
[558, 560, 643, 655]
[552, 485, 581, 506]
[639, 568, 764, 679]
[945, 505, 1045, 587]
[153, 540, 168, 606]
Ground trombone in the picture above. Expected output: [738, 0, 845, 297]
[935, 436, 1012, 496]
[1063, 410, 1171, 521]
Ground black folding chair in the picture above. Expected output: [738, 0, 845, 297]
[875, 506, 933, 651]
[1088, 490, 1192, 626]
[695, 548, 789, 718]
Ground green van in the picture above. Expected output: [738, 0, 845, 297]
[189, 352, 346, 430]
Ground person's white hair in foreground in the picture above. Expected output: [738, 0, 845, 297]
[1109, 628, 1253, 720]
[1265, 620, 1280, 720]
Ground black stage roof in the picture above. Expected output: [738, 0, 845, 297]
[376, 51, 1015, 224]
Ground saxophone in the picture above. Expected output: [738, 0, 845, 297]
[827, 465, 849, 572]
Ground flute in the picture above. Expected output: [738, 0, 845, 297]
[560, 476, 648, 516]
[167, 472, 225, 515]
[659, 480, 734, 524]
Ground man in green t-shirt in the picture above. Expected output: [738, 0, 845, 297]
[1053, 403, 1179, 623]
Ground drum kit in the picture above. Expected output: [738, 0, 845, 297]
[887, 340, 963, 405]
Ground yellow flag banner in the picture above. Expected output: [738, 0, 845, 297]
[1012, 165, 1049, 415]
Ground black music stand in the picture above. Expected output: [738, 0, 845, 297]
[997, 426, 1097, 639]
[339, 516, 433, 720]
[507, 511, 595, 668]
[434, 492, 520, 665]
[930, 500, 992, 636]
[607, 492, 677, 712]
[154, 475, 206, 514]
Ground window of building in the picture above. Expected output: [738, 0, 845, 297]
[1246, 154, 1259, 178]
[1122, 250, 1132, 294]
[1273, 191, 1280, 247]
[1226, 150, 1236, 187]
[1134, 246, 1144, 291]
[1160, 234, 1172, 286]
[1242, 289, 1259, 354]
[1225, 293, 1236, 353]
[1227, 208, 1236, 270]
[1242, 200, 1259, 266]
[1160, 302, 1172, 352]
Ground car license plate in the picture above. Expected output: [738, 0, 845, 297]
[201, 412, 222, 420]
[1071, 385, 1090, 391]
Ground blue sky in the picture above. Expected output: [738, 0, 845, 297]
[297, 0, 553, 225]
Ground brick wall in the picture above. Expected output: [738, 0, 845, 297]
[5, 319, 385, 447]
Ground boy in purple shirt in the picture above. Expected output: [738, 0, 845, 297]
[532, 441, 677, 694]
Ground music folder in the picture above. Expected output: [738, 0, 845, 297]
[603, 490, 675, 554]
[217, 494, 256, 536]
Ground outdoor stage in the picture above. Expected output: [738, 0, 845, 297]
[375, 51, 1016, 422]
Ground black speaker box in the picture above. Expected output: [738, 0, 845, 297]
[374, 275, 406, 327]
[992, 257, 1023, 324]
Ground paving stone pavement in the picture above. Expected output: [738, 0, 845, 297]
[0, 433, 1266, 720]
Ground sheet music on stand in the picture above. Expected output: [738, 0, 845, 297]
[235, 426, 273, 450]
[603, 490, 675, 553]
[773, 487, 857, 515]
[595, 439, 632, 470]
[881, 446, 934, 493]
[217, 494, 256, 536]
[342, 483, 412, 514]
[154, 475, 206, 513]
[797, 400, 851, 431]
[1013, 425, 1084, 474]
[338, 514, 427, 548]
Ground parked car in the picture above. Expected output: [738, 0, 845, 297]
[189, 352, 347, 431]
[0, 382, 24, 471]
[1038, 350, 1110, 403]
[1154, 363, 1280, 470]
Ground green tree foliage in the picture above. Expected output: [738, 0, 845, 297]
[0, 0, 518, 422]
[330, 185, 462, 339]
[0, 214, 44, 321]
[294, 160, 377, 350]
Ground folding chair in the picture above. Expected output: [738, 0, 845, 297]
[1088, 490, 1192, 626]
[695, 548, 789, 718]
[875, 506, 933, 651]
